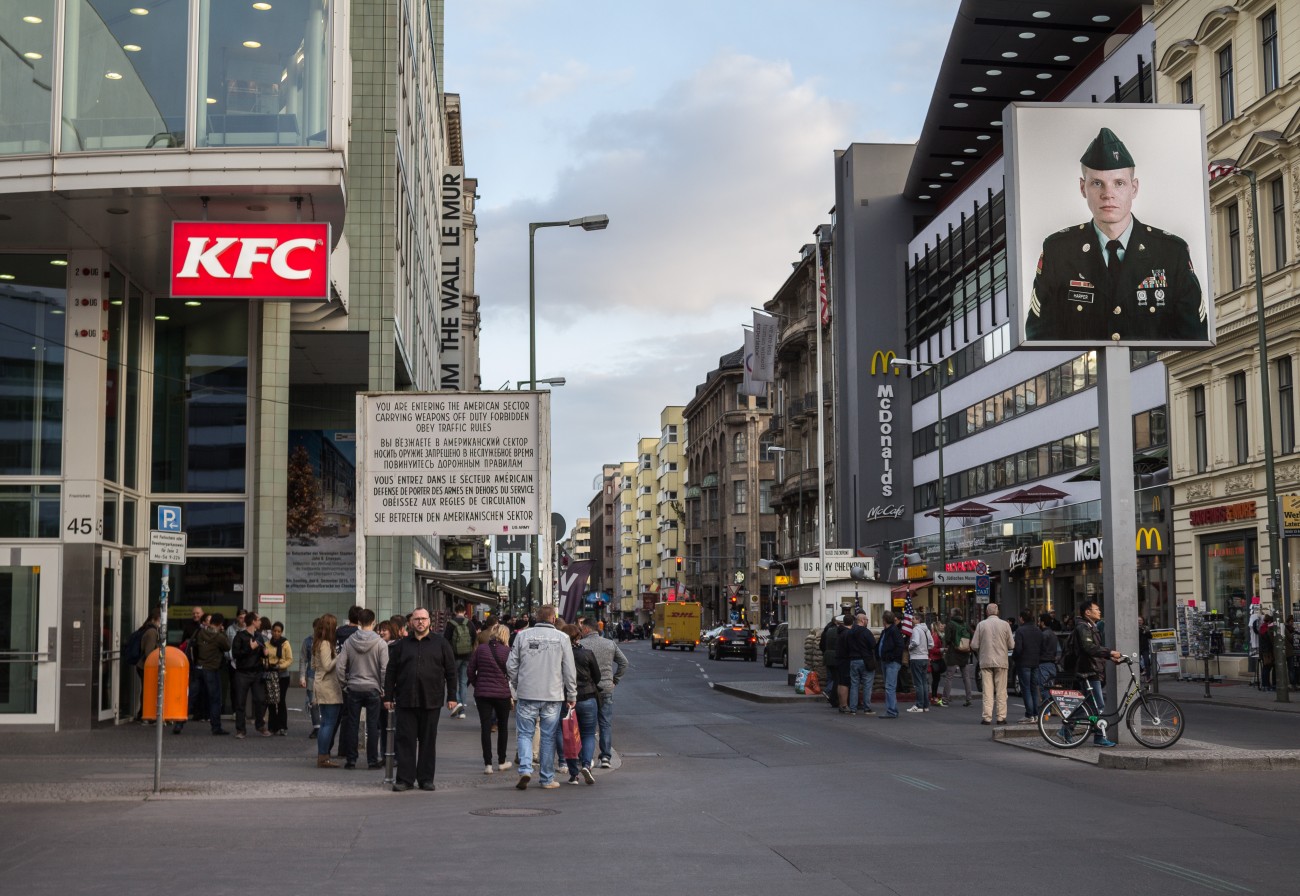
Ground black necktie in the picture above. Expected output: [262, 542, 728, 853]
[1106, 239, 1123, 273]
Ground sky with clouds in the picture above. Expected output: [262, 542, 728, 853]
[444, 0, 961, 538]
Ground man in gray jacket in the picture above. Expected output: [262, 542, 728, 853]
[337, 608, 389, 770]
[506, 605, 575, 790]
[578, 616, 628, 768]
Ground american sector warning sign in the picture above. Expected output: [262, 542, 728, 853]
[357, 391, 548, 537]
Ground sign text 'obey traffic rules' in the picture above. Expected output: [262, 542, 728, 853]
[357, 391, 546, 537]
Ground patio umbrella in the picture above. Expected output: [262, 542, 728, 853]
[924, 500, 997, 519]
[1015, 484, 1068, 508]
[993, 489, 1033, 514]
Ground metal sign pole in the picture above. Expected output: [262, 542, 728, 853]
[153, 564, 169, 794]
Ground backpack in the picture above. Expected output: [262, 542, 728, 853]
[450, 618, 473, 656]
[123, 624, 149, 667]
[1060, 628, 1085, 675]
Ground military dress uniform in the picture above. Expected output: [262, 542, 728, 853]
[1026, 216, 1205, 342]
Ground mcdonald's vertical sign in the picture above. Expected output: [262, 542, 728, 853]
[1040, 540, 1056, 570]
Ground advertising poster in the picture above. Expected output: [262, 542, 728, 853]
[287, 430, 357, 592]
[1005, 103, 1214, 350]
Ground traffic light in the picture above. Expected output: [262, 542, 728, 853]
[675, 557, 683, 571]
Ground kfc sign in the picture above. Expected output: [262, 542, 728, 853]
[170, 222, 330, 300]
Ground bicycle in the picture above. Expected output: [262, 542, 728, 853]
[1037, 654, 1184, 749]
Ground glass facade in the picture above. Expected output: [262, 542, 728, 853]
[151, 299, 249, 493]
[2, 0, 331, 156]
[0, 256, 66, 476]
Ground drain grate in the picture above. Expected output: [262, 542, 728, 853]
[470, 807, 559, 818]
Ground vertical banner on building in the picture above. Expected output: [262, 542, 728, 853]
[439, 166, 465, 390]
[751, 311, 777, 382]
[1005, 103, 1213, 350]
[740, 329, 765, 397]
[558, 560, 593, 624]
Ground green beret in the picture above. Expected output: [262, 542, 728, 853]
[1079, 127, 1134, 170]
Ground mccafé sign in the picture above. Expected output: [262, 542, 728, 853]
[170, 222, 331, 300]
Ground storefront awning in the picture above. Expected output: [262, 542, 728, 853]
[890, 580, 932, 598]
[414, 568, 498, 606]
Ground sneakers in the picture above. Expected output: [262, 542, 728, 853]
[599, 757, 611, 769]
[933, 699, 945, 707]
[498, 760, 513, 771]
[963, 700, 971, 707]
[1094, 739, 1118, 748]
[516, 773, 531, 790]
[540, 781, 561, 789]
[484, 765, 494, 775]
[567, 775, 581, 785]
[580, 766, 595, 785]
[308, 727, 319, 739]
[906, 706, 925, 713]
[1020, 717, 1036, 724]
[862, 708, 875, 715]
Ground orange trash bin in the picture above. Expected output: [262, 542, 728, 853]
[142, 646, 190, 722]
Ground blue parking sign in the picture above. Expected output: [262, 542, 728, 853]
[158, 505, 183, 532]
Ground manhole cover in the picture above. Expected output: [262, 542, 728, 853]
[470, 807, 559, 818]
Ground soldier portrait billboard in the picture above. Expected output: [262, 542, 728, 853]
[1005, 103, 1214, 349]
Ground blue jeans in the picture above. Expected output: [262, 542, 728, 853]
[596, 689, 615, 761]
[455, 659, 470, 706]
[883, 661, 901, 716]
[316, 703, 342, 755]
[1086, 678, 1107, 744]
[564, 698, 599, 776]
[849, 659, 875, 711]
[341, 688, 382, 766]
[198, 668, 223, 731]
[1036, 663, 1057, 712]
[515, 699, 562, 785]
[1018, 665, 1039, 717]
[909, 660, 930, 708]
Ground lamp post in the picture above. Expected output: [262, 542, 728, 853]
[758, 557, 789, 624]
[528, 215, 608, 614]
[517, 377, 566, 389]
[892, 358, 947, 616]
[1237, 168, 1288, 702]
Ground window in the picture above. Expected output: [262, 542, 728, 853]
[665, 424, 678, 443]
[1178, 75, 1194, 104]
[759, 480, 774, 515]
[1280, 357, 1295, 454]
[733, 532, 746, 569]
[1233, 371, 1249, 464]
[1193, 386, 1208, 473]
[1272, 176, 1287, 271]
[1262, 9, 1280, 95]
[1219, 44, 1235, 124]
[733, 480, 748, 514]
[733, 432, 747, 463]
[1227, 202, 1243, 288]
[760, 531, 776, 561]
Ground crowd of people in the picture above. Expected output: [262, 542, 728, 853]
[812, 600, 1134, 746]
[134, 602, 631, 792]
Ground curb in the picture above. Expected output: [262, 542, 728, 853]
[709, 682, 821, 704]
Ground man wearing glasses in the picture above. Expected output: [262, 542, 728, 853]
[383, 608, 459, 791]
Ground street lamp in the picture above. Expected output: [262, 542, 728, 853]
[1236, 167, 1288, 702]
[518, 377, 566, 389]
[528, 214, 608, 613]
[892, 358, 947, 616]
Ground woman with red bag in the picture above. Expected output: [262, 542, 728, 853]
[559, 624, 602, 784]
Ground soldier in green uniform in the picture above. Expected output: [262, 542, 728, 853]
[1025, 127, 1206, 343]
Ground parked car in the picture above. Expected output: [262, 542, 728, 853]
[709, 626, 758, 661]
[763, 623, 789, 669]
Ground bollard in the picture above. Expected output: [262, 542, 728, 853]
[383, 705, 397, 785]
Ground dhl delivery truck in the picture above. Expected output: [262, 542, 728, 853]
[652, 601, 700, 651]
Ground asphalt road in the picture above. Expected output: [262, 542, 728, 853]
[3, 643, 1299, 895]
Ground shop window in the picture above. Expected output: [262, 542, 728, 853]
[0, 255, 65, 475]
[1200, 533, 1256, 654]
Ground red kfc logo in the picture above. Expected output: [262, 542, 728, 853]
[170, 222, 331, 300]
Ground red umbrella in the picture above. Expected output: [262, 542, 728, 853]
[925, 500, 996, 519]
[1015, 484, 1068, 508]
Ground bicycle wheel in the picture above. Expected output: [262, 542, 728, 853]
[1126, 694, 1184, 748]
[1038, 701, 1090, 748]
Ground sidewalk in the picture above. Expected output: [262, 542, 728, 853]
[0, 708, 620, 804]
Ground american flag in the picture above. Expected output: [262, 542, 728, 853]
[901, 590, 914, 640]
[817, 250, 830, 327]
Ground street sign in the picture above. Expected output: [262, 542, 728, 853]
[149, 530, 187, 565]
[975, 574, 991, 599]
[975, 560, 989, 575]
[157, 505, 182, 532]
[801, 556, 876, 581]
[933, 571, 977, 585]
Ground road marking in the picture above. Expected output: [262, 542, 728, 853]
[891, 773, 943, 792]
[1129, 856, 1253, 893]
[776, 734, 808, 746]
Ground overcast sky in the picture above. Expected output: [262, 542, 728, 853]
[444, 0, 960, 540]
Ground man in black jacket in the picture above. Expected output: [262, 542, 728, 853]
[844, 613, 878, 715]
[877, 611, 906, 719]
[231, 613, 268, 738]
[383, 608, 459, 791]
[1069, 599, 1123, 746]
[1013, 609, 1043, 723]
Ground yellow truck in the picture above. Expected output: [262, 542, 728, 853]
[652, 601, 701, 651]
